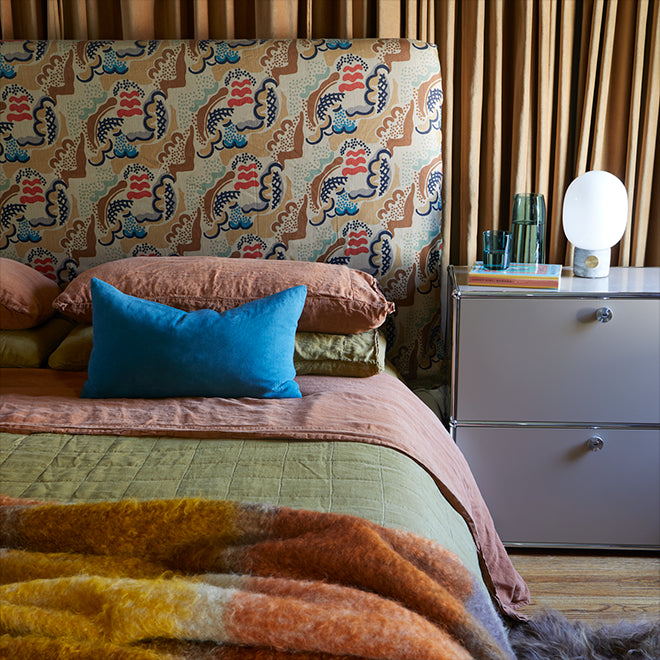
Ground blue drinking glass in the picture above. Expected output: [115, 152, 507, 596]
[482, 230, 512, 270]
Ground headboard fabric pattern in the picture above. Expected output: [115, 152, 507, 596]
[0, 39, 443, 381]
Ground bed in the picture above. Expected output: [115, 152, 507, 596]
[0, 38, 528, 658]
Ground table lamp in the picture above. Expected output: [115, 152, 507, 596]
[562, 171, 628, 278]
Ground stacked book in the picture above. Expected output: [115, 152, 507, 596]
[468, 262, 562, 289]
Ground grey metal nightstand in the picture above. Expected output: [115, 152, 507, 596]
[448, 265, 660, 549]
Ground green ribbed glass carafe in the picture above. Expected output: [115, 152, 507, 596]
[510, 193, 546, 264]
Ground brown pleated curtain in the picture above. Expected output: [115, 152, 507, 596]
[2, 0, 658, 269]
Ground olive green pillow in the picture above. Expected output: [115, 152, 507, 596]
[47, 323, 94, 370]
[0, 317, 75, 368]
[294, 329, 386, 377]
[48, 324, 386, 377]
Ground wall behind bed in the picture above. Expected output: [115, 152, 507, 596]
[0, 38, 443, 382]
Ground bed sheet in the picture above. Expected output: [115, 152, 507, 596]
[0, 368, 529, 616]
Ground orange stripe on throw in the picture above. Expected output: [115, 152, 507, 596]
[0, 499, 245, 564]
[223, 509, 510, 660]
[225, 589, 473, 660]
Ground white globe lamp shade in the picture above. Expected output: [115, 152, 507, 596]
[562, 171, 628, 277]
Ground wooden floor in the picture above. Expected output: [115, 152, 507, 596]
[508, 550, 660, 627]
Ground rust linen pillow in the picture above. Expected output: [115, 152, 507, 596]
[0, 258, 61, 329]
[53, 257, 394, 334]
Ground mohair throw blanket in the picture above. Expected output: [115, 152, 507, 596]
[0, 497, 515, 660]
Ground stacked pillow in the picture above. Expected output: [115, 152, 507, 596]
[0, 258, 73, 368]
[0, 258, 61, 329]
[2, 256, 394, 397]
[48, 323, 387, 379]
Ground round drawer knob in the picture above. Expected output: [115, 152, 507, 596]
[595, 307, 613, 323]
[587, 436, 604, 452]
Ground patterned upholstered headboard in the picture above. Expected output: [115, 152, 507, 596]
[0, 39, 443, 382]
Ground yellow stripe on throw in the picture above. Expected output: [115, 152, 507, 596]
[1, 575, 234, 646]
[0, 548, 171, 584]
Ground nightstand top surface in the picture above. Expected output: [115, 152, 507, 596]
[450, 266, 659, 297]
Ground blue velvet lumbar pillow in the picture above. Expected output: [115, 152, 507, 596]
[81, 278, 307, 399]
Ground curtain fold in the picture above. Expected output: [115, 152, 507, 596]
[549, 0, 576, 268]
[0, 0, 657, 267]
[459, 0, 485, 268]
[630, 0, 659, 265]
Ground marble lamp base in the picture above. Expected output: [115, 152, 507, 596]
[574, 247, 612, 278]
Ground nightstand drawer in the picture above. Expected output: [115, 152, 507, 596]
[456, 426, 660, 548]
[455, 297, 660, 424]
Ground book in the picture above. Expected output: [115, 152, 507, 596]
[468, 262, 562, 289]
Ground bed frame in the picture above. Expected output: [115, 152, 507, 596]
[0, 41, 533, 639]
